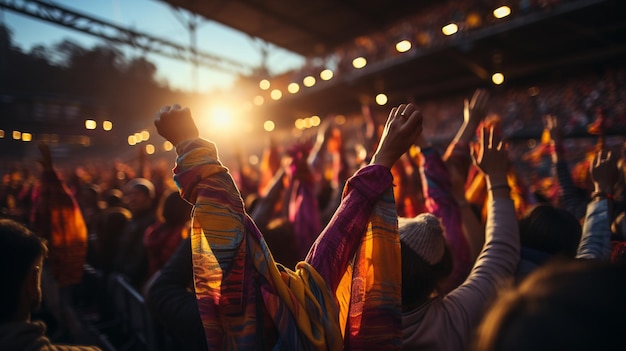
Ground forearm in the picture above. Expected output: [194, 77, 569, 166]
[555, 160, 587, 218]
[577, 198, 613, 260]
[445, 197, 520, 333]
[305, 164, 393, 292]
[420, 148, 472, 289]
[174, 138, 246, 269]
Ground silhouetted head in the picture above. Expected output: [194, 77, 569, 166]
[474, 259, 626, 351]
[519, 204, 582, 258]
[0, 219, 48, 323]
[159, 189, 192, 226]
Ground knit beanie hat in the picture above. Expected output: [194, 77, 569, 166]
[126, 178, 156, 199]
[399, 213, 446, 265]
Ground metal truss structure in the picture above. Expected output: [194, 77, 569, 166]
[0, 0, 253, 76]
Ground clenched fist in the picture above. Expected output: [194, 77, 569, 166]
[154, 104, 200, 147]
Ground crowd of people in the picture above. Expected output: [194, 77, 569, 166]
[0, 76, 624, 350]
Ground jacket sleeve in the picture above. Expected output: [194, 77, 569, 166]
[576, 198, 613, 260]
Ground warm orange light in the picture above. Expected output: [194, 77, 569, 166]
[493, 6, 511, 19]
[85, 119, 97, 130]
[145, 144, 155, 155]
[253, 95, 265, 106]
[295, 118, 305, 130]
[264, 120, 275, 132]
[320, 69, 334, 81]
[21, 132, 32, 142]
[270, 89, 282, 100]
[396, 40, 412, 53]
[163, 140, 173, 151]
[259, 79, 270, 90]
[141, 130, 150, 141]
[492, 72, 505, 85]
[442, 23, 458, 36]
[128, 135, 137, 145]
[103, 120, 113, 131]
[12, 131, 21, 140]
[376, 93, 388, 105]
[352, 57, 367, 69]
[303, 75, 316, 87]
[288, 82, 300, 94]
[310, 115, 321, 127]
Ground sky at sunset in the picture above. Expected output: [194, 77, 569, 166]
[1, 0, 306, 93]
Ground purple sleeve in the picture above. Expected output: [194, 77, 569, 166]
[420, 148, 472, 292]
[305, 164, 393, 293]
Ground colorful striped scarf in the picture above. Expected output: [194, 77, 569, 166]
[336, 187, 402, 350]
[175, 139, 342, 350]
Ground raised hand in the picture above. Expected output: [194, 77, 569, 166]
[464, 88, 490, 126]
[370, 103, 423, 169]
[38, 142, 53, 171]
[591, 147, 620, 195]
[543, 114, 563, 144]
[471, 125, 509, 186]
[154, 104, 199, 147]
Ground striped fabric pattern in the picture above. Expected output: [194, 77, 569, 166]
[336, 187, 402, 350]
[175, 139, 342, 350]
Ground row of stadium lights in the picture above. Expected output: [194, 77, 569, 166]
[251, 5, 512, 108]
[0, 118, 112, 144]
[126, 129, 174, 155]
[0, 129, 33, 142]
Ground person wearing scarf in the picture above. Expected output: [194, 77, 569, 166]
[154, 103, 424, 350]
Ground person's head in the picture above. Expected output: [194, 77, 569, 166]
[518, 204, 582, 258]
[79, 183, 101, 209]
[158, 189, 192, 226]
[125, 178, 155, 215]
[104, 188, 124, 208]
[0, 219, 48, 323]
[473, 259, 626, 351]
[399, 213, 453, 311]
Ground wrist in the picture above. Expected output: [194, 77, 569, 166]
[369, 155, 395, 169]
[591, 191, 613, 201]
[594, 185, 615, 195]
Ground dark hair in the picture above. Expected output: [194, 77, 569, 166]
[0, 219, 48, 323]
[401, 240, 453, 312]
[519, 204, 582, 257]
[159, 190, 192, 225]
[474, 259, 626, 351]
[104, 188, 124, 207]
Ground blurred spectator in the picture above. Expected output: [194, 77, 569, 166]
[143, 189, 192, 278]
[473, 259, 626, 351]
[0, 219, 101, 350]
[112, 178, 157, 290]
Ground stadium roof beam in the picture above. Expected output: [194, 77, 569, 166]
[0, 0, 253, 76]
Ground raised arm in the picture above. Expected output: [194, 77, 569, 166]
[445, 89, 490, 262]
[577, 148, 620, 260]
[443, 125, 520, 346]
[32, 142, 88, 287]
[545, 114, 588, 219]
[306, 103, 424, 292]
